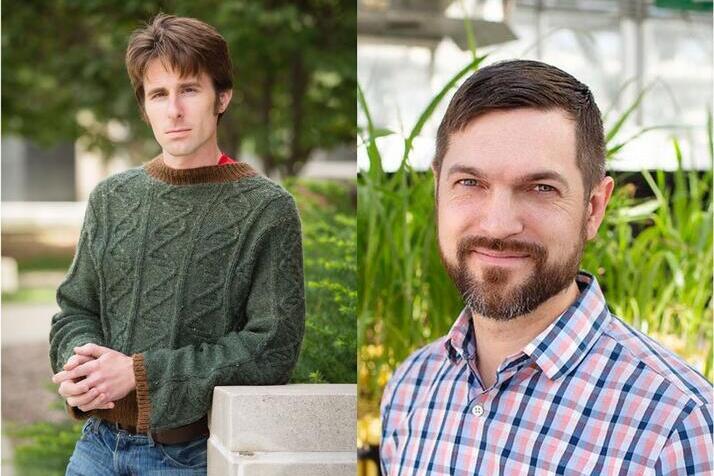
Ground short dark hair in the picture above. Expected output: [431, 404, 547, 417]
[433, 60, 606, 195]
[125, 14, 233, 122]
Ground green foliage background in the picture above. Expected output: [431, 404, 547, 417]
[2, 0, 356, 176]
[288, 179, 357, 384]
[5, 420, 83, 476]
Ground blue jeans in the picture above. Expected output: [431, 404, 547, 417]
[65, 417, 207, 475]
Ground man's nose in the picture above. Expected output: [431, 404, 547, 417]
[167, 94, 183, 120]
[474, 189, 524, 240]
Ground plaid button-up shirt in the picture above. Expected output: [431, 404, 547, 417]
[381, 272, 713, 475]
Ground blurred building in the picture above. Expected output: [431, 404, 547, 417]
[358, 0, 713, 172]
[1, 136, 76, 201]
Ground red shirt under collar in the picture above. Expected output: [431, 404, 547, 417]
[217, 153, 237, 165]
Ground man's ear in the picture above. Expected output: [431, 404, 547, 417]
[217, 89, 233, 114]
[585, 176, 614, 241]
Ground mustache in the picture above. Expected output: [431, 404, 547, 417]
[456, 235, 546, 261]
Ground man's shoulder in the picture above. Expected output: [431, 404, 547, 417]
[600, 314, 712, 407]
[398, 336, 450, 373]
[227, 173, 294, 203]
[227, 176, 300, 228]
[383, 337, 450, 399]
[89, 166, 147, 199]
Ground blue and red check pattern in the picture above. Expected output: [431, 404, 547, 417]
[381, 272, 713, 475]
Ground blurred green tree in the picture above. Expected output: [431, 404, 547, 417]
[2, 0, 356, 176]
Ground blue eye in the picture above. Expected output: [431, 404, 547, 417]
[457, 178, 479, 187]
[534, 184, 556, 193]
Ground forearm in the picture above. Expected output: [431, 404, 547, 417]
[135, 315, 304, 432]
[49, 190, 105, 373]
[49, 316, 104, 373]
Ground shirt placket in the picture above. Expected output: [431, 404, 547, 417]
[462, 341, 492, 430]
[465, 352, 531, 423]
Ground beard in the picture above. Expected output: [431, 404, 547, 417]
[440, 223, 586, 321]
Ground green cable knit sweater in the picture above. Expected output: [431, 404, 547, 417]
[49, 156, 305, 432]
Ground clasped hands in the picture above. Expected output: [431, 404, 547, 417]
[52, 343, 136, 412]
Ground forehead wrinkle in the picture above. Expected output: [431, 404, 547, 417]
[516, 171, 570, 189]
[445, 164, 486, 178]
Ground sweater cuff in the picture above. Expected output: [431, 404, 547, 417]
[133, 353, 151, 433]
[64, 392, 139, 426]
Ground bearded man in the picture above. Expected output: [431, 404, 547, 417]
[380, 60, 712, 475]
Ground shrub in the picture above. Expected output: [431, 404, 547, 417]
[5, 420, 82, 476]
[287, 178, 357, 383]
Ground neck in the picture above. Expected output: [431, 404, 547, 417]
[161, 133, 221, 170]
[471, 280, 580, 387]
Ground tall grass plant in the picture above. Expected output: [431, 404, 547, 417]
[357, 56, 487, 411]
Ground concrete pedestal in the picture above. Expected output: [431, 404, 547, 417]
[208, 384, 356, 476]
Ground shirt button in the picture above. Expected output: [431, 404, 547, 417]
[471, 404, 484, 416]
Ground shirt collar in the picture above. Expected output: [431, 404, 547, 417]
[444, 271, 612, 381]
[444, 307, 475, 363]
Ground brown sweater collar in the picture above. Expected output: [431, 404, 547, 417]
[143, 155, 258, 185]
